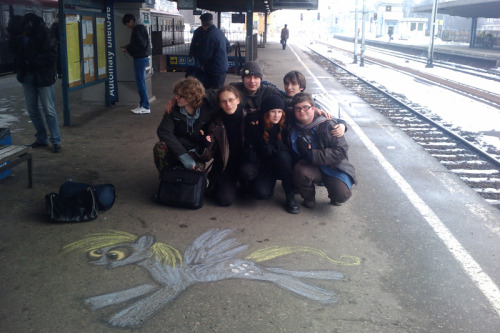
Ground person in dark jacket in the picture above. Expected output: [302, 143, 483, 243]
[154, 78, 214, 175]
[7, 14, 62, 153]
[189, 13, 231, 89]
[289, 93, 356, 209]
[122, 13, 152, 114]
[280, 24, 289, 50]
[203, 85, 246, 206]
[248, 95, 300, 214]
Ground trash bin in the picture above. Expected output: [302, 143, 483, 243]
[0, 128, 12, 180]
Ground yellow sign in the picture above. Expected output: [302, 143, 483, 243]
[170, 57, 178, 65]
[66, 14, 81, 87]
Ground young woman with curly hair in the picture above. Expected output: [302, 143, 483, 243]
[153, 77, 215, 175]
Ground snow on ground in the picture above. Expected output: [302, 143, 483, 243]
[298, 37, 500, 157]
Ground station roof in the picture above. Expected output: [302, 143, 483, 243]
[412, 0, 500, 19]
[175, 0, 318, 13]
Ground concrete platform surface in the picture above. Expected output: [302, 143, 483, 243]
[1, 41, 500, 332]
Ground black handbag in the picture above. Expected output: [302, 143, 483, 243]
[45, 187, 99, 222]
[154, 166, 207, 209]
[59, 181, 115, 210]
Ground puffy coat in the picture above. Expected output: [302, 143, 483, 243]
[156, 99, 215, 159]
[290, 118, 357, 184]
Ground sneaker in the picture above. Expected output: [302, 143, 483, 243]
[131, 107, 150, 114]
[303, 199, 316, 209]
[131, 106, 142, 112]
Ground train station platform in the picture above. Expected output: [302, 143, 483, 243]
[334, 34, 500, 68]
[1, 40, 500, 332]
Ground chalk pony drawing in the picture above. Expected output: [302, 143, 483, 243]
[64, 229, 360, 328]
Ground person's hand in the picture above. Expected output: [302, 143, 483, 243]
[315, 108, 332, 119]
[275, 140, 288, 151]
[198, 133, 211, 148]
[331, 123, 346, 138]
[262, 142, 275, 156]
[178, 153, 196, 170]
[297, 134, 312, 157]
[165, 97, 176, 114]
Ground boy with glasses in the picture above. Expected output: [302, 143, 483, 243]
[289, 93, 356, 209]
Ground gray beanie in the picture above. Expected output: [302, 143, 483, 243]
[241, 61, 263, 80]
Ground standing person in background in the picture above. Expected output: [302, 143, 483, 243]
[7, 14, 62, 153]
[122, 13, 151, 115]
[189, 13, 230, 89]
[280, 24, 289, 50]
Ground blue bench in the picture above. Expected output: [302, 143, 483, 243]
[0, 145, 32, 188]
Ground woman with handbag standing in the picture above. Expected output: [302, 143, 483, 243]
[154, 77, 214, 175]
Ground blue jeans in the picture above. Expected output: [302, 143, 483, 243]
[22, 74, 61, 145]
[133, 57, 150, 109]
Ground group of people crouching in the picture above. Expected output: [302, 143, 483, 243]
[153, 61, 356, 214]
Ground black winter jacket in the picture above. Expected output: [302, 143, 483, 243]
[9, 16, 57, 87]
[126, 20, 151, 59]
[290, 119, 357, 184]
[189, 25, 230, 74]
[156, 99, 215, 159]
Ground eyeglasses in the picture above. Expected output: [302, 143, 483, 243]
[294, 105, 313, 112]
[220, 98, 237, 104]
[175, 93, 184, 99]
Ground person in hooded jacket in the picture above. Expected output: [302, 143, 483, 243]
[154, 78, 214, 175]
[290, 93, 357, 209]
[7, 14, 62, 153]
[122, 13, 152, 114]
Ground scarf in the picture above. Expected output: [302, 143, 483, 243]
[180, 107, 201, 135]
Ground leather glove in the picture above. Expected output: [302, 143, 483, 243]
[275, 140, 288, 152]
[198, 135, 211, 148]
[242, 144, 257, 163]
[262, 142, 276, 156]
[297, 133, 312, 157]
[178, 153, 196, 170]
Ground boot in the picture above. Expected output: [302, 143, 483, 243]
[285, 192, 300, 214]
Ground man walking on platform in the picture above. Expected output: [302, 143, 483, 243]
[122, 13, 151, 115]
[189, 13, 230, 89]
[280, 24, 289, 50]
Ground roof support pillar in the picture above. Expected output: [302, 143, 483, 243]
[263, 11, 268, 46]
[470, 17, 478, 48]
[246, 0, 254, 61]
[426, 0, 438, 68]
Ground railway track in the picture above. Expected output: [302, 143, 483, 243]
[315, 40, 500, 108]
[306, 46, 500, 210]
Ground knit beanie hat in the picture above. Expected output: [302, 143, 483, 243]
[241, 61, 263, 80]
[261, 95, 285, 113]
[200, 13, 213, 23]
